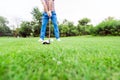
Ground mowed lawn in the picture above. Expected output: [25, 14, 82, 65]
[0, 36, 120, 80]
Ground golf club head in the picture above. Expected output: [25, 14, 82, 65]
[42, 39, 50, 44]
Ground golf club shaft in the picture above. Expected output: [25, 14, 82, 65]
[48, 18, 51, 40]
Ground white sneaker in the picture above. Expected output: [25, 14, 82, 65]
[38, 38, 44, 42]
[57, 38, 61, 41]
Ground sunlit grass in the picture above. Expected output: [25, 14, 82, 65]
[0, 36, 120, 80]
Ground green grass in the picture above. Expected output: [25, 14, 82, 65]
[0, 36, 120, 80]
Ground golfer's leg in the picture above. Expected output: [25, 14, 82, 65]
[51, 11, 60, 39]
[40, 13, 49, 40]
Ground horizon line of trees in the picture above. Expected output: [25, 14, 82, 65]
[0, 7, 120, 37]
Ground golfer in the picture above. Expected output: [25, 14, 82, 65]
[39, 0, 60, 42]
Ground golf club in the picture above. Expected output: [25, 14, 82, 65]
[42, 18, 51, 44]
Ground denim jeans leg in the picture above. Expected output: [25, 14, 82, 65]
[40, 13, 49, 40]
[51, 12, 60, 39]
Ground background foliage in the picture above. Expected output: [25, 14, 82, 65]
[0, 8, 120, 37]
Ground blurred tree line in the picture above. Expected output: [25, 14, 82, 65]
[0, 16, 11, 36]
[0, 8, 120, 37]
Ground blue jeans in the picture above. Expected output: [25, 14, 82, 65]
[40, 11, 60, 40]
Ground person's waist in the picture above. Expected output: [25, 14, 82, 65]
[44, 8, 55, 12]
[44, 11, 55, 13]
